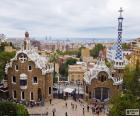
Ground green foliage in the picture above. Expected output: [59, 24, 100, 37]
[109, 62, 140, 115]
[77, 46, 85, 58]
[109, 92, 140, 116]
[63, 50, 79, 56]
[0, 51, 15, 81]
[0, 42, 15, 52]
[0, 101, 29, 116]
[49, 52, 59, 81]
[105, 59, 113, 68]
[59, 58, 77, 77]
[122, 43, 130, 50]
[90, 44, 104, 58]
[56, 49, 64, 55]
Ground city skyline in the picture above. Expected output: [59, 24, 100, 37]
[0, 0, 140, 39]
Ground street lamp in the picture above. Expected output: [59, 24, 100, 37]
[58, 82, 61, 98]
[77, 81, 80, 99]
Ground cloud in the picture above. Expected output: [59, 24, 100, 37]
[0, 0, 140, 39]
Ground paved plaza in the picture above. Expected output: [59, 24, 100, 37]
[28, 99, 107, 116]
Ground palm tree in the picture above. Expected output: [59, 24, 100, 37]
[49, 52, 59, 83]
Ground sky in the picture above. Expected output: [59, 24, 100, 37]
[0, 0, 140, 39]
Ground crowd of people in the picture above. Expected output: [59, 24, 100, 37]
[50, 99, 107, 116]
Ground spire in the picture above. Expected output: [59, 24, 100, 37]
[24, 31, 30, 50]
[115, 7, 123, 60]
[114, 8, 125, 69]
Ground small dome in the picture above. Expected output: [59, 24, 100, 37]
[25, 31, 29, 38]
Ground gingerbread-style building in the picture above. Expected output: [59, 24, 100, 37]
[5, 32, 53, 102]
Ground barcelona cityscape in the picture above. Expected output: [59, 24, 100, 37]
[0, 0, 140, 116]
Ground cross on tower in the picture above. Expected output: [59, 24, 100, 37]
[118, 7, 123, 18]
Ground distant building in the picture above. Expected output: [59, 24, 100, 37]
[81, 47, 93, 62]
[68, 63, 86, 84]
[81, 48, 90, 58]
[5, 32, 53, 102]
[4, 46, 16, 52]
[129, 46, 140, 69]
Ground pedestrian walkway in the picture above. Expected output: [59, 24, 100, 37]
[28, 99, 107, 116]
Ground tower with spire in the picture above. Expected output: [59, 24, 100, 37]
[114, 8, 125, 70]
[24, 31, 30, 50]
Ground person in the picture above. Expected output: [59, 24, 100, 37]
[50, 99, 52, 104]
[65, 112, 68, 116]
[46, 112, 48, 116]
[75, 104, 77, 110]
[65, 102, 67, 108]
[87, 105, 89, 112]
[83, 107, 85, 115]
[72, 104, 74, 109]
[52, 108, 56, 116]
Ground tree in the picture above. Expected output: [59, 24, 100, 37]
[0, 102, 29, 116]
[122, 43, 130, 50]
[109, 61, 140, 115]
[49, 52, 59, 83]
[59, 58, 77, 77]
[0, 51, 15, 81]
[105, 59, 113, 68]
[90, 44, 104, 58]
[77, 46, 85, 58]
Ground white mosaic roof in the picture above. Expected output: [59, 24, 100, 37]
[5, 49, 53, 75]
[84, 58, 123, 85]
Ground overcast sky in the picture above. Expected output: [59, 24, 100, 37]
[0, 0, 140, 39]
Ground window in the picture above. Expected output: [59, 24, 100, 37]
[13, 90, 16, 99]
[49, 87, 51, 95]
[20, 80, 27, 86]
[112, 74, 114, 77]
[28, 65, 32, 71]
[33, 77, 38, 84]
[15, 65, 18, 71]
[30, 92, 34, 100]
[12, 76, 16, 83]
[19, 54, 27, 63]
[21, 91, 25, 100]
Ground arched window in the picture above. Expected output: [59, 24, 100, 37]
[97, 71, 108, 82]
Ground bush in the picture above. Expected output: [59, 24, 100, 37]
[0, 102, 29, 116]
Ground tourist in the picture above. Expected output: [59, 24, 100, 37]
[87, 105, 89, 112]
[82, 106, 85, 115]
[65, 102, 67, 108]
[72, 103, 74, 110]
[52, 108, 56, 116]
[50, 99, 52, 104]
[65, 112, 68, 116]
[75, 104, 77, 110]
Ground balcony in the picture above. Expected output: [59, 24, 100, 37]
[20, 73, 27, 89]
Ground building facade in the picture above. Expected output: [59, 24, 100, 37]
[84, 57, 123, 101]
[129, 46, 140, 69]
[68, 63, 86, 84]
[5, 32, 53, 102]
